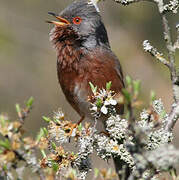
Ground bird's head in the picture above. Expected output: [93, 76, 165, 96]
[48, 0, 109, 49]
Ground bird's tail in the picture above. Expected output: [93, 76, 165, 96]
[112, 155, 131, 180]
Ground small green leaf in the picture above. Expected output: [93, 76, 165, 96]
[36, 128, 44, 142]
[108, 168, 112, 174]
[89, 82, 97, 94]
[122, 89, 131, 104]
[94, 168, 99, 178]
[40, 149, 46, 158]
[106, 81, 112, 91]
[71, 169, 77, 176]
[3, 165, 7, 171]
[160, 110, 166, 119]
[78, 123, 82, 131]
[52, 162, 59, 172]
[51, 142, 56, 150]
[47, 158, 53, 162]
[26, 97, 34, 108]
[133, 80, 141, 96]
[0, 149, 3, 154]
[15, 104, 21, 113]
[169, 168, 177, 178]
[96, 98, 102, 108]
[53, 119, 60, 124]
[126, 76, 132, 86]
[42, 116, 51, 123]
[43, 127, 48, 136]
[150, 90, 156, 103]
[89, 81, 95, 90]
[125, 111, 130, 120]
[0, 115, 7, 127]
[0, 139, 11, 150]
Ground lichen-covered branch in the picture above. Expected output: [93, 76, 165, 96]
[112, 0, 179, 14]
[160, 14, 178, 101]
[112, 0, 153, 6]
[111, 0, 179, 104]
[1, 0, 179, 180]
[165, 101, 179, 131]
[143, 40, 170, 68]
[174, 24, 179, 50]
[111, 0, 179, 131]
[104, 0, 179, 178]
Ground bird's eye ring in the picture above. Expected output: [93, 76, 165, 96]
[73, 17, 82, 25]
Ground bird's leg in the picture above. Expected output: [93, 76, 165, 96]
[77, 115, 85, 126]
[69, 116, 85, 136]
[99, 131, 110, 137]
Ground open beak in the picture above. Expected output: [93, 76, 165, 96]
[46, 12, 70, 26]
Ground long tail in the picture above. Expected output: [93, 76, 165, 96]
[112, 155, 131, 180]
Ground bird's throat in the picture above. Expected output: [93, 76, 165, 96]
[50, 27, 84, 71]
[56, 41, 83, 71]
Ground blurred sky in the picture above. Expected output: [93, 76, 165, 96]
[0, 0, 179, 160]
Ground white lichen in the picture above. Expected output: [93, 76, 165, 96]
[146, 144, 179, 170]
[48, 122, 69, 144]
[147, 129, 173, 150]
[152, 99, 165, 115]
[164, 0, 179, 13]
[106, 115, 128, 140]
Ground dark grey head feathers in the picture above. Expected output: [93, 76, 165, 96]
[51, 0, 110, 49]
[60, 0, 100, 20]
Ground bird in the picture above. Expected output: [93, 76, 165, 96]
[47, 0, 128, 178]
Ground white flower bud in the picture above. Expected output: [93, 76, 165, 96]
[101, 106, 108, 114]
[91, 106, 98, 112]
[109, 99, 117, 105]
[104, 100, 110, 106]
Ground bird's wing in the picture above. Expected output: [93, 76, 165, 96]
[80, 47, 124, 94]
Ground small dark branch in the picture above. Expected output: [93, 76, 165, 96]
[127, 103, 135, 130]
[165, 101, 179, 131]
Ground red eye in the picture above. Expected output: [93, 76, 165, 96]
[73, 17, 82, 25]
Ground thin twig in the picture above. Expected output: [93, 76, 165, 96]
[143, 40, 171, 69]
[165, 101, 179, 131]
[174, 24, 179, 50]
[160, 13, 178, 102]
[112, 0, 153, 5]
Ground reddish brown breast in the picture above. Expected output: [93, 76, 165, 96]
[56, 41, 84, 115]
[57, 46, 124, 117]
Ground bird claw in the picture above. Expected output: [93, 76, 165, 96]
[67, 116, 85, 137]
[98, 131, 110, 137]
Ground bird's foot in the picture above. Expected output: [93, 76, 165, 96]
[67, 116, 85, 137]
[99, 131, 110, 137]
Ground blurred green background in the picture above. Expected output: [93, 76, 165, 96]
[0, 0, 179, 175]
